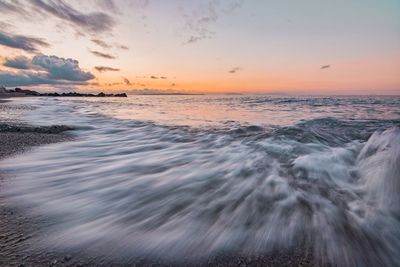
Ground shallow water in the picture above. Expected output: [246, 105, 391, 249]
[1, 95, 400, 266]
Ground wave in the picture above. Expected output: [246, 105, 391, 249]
[1, 97, 400, 266]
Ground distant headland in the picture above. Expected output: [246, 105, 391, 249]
[0, 86, 127, 98]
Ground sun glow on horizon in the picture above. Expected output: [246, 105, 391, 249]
[0, 0, 399, 95]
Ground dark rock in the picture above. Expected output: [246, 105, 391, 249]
[115, 93, 128, 97]
[63, 255, 72, 262]
[1, 86, 128, 98]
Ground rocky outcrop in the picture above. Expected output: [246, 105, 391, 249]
[0, 88, 128, 97]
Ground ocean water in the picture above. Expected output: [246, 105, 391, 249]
[1, 95, 400, 266]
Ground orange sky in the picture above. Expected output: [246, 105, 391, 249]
[1, 1, 400, 95]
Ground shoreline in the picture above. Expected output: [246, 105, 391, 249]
[0, 99, 316, 267]
[0, 98, 78, 266]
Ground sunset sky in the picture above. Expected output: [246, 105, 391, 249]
[0, 0, 399, 94]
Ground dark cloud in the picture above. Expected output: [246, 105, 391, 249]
[0, 71, 89, 87]
[320, 65, 331, 69]
[150, 75, 158, 79]
[160, 76, 167, 79]
[123, 77, 132, 86]
[229, 67, 241, 74]
[31, 0, 115, 34]
[32, 55, 94, 81]
[4, 56, 33, 69]
[94, 66, 120, 72]
[90, 50, 116, 59]
[0, 54, 95, 87]
[0, 31, 50, 53]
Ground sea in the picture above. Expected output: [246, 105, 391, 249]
[1, 94, 400, 266]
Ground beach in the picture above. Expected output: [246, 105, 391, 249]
[1, 1, 399, 265]
[0, 97, 74, 266]
[0, 97, 316, 266]
[1, 95, 399, 266]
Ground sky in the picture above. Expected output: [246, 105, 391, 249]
[0, 0, 399, 95]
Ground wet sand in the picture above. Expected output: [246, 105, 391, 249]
[0, 99, 316, 267]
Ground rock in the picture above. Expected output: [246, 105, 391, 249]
[115, 93, 128, 97]
[1, 86, 128, 98]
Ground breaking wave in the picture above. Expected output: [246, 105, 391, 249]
[1, 96, 400, 266]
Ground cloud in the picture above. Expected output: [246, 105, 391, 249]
[0, 21, 14, 31]
[320, 65, 331, 69]
[123, 77, 132, 85]
[228, 67, 241, 74]
[129, 0, 150, 9]
[0, 1, 29, 18]
[187, 36, 204, 44]
[32, 55, 94, 81]
[0, 31, 50, 53]
[149, 76, 167, 79]
[31, 0, 115, 34]
[3, 56, 33, 69]
[0, 71, 90, 87]
[94, 66, 120, 72]
[91, 39, 129, 50]
[95, 0, 120, 14]
[115, 44, 129, 50]
[0, 54, 95, 87]
[181, 0, 243, 44]
[105, 82, 122, 86]
[90, 50, 116, 59]
[91, 38, 112, 49]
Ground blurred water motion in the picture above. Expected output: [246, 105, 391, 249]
[1, 95, 400, 266]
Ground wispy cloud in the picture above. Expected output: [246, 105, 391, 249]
[90, 50, 116, 59]
[115, 44, 129, 50]
[0, 1, 30, 18]
[94, 66, 120, 72]
[91, 38, 112, 49]
[228, 67, 242, 74]
[91, 38, 129, 50]
[320, 65, 331, 69]
[123, 77, 132, 86]
[0, 31, 49, 53]
[181, 0, 243, 44]
[31, 0, 115, 34]
[1, 0, 116, 36]
[96, 0, 120, 14]
[4, 56, 34, 69]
